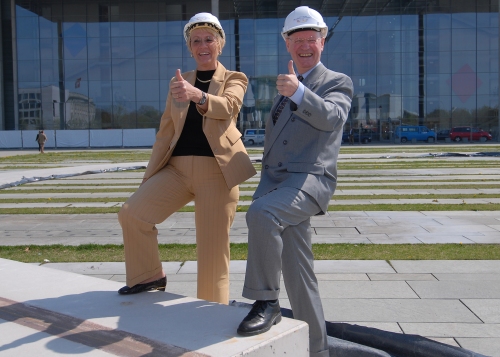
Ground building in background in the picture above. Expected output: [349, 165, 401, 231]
[1, 0, 499, 142]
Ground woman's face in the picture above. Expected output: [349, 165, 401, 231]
[189, 28, 220, 70]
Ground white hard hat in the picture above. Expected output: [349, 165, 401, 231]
[281, 6, 328, 40]
[184, 13, 225, 42]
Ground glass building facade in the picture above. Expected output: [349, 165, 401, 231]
[1, 0, 499, 141]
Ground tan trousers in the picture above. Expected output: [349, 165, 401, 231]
[118, 156, 239, 304]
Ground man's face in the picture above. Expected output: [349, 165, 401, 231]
[285, 30, 325, 74]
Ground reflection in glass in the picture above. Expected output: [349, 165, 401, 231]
[18, 61, 41, 82]
[135, 36, 159, 59]
[16, 15, 39, 39]
[112, 58, 136, 81]
[12, 0, 499, 136]
[136, 80, 160, 102]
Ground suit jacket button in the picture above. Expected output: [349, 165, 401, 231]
[291, 118, 295, 122]
[265, 165, 269, 169]
[283, 140, 287, 145]
[278, 162, 282, 167]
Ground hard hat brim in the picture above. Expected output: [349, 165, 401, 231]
[286, 27, 321, 36]
[184, 22, 225, 41]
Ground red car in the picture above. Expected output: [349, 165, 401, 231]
[449, 126, 492, 142]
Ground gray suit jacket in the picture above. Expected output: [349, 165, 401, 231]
[253, 63, 353, 213]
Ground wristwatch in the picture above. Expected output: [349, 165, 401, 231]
[197, 91, 207, 105]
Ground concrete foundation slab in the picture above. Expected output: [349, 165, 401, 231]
[0, 258, 309, 357]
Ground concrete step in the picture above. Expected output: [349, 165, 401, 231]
[0, 258, 309, 357]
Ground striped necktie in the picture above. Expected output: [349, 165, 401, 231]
[272, 75, 303, 125]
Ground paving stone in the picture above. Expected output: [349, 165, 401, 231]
[426, 337, 460, 347]
[109, 275, 126, 282]
[456, 338, 500, 357]
[338, 322, 403, 334]
[466, 236, 500, 243]
[408, 280, 500, 299]
[314, 227, 360, 235]
[317, 274, 369, 281]
[312, 237, 373, 244]
[390, 260, 500, 274]
[368, 273, 437, 281]
[313, 260, 395, 274]
[399, 322, 500, 338]
[357, 225, 429, 235]
[330, 219, 379, 227]
[322, 299, 482, 323]
[368, 236, 423, 244]
[319, 281, 419, 299]
[434, 274, 500, 281]
[461, 299, 500, 323]
[415, 235, 476, 244]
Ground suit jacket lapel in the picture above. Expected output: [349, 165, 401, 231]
[265, 96, 290, 156]
[208, 62, 225, 96]
[301, 63, 327, 91]
[263, 63, 327, 157]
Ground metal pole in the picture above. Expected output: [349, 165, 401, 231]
[211, 0, 219, 17]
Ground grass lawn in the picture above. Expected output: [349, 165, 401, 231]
[1, 243, 500, 263]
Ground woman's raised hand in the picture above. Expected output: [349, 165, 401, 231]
[171, 69, 199, 103]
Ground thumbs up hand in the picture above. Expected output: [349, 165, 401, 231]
[276, 60, 299, 97]
[170, 69, 197, 103]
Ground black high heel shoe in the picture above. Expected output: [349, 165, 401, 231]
[118, 276, 167, 295]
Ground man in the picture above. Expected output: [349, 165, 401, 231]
[237, 6, 353, 357]
[349, 127, 354, 144]
[37, 130, 48, 154]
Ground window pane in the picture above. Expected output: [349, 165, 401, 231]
[112, 58, 135, 80]
[18, 61, 41, 82]
[111, 37, 135, 58]
[352, 53, 376, 76]
[136, 80, 159, 102]
[41, 60, 59, 82]
[377, 52, 401, 75]
[326, 31, 351, 54]
[135, 36, 159, 59]
[159, 36, 183, 57]
[89, 80, 112, 103]
[16, 15, 39, 38]
[255, 34, 278, 56]
[88, 60, 111, 81]
[17, 38, 40, 60]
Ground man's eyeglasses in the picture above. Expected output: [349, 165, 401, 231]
[287, 37, 322, 45]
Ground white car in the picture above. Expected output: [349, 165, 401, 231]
[243, 129, 265, 145]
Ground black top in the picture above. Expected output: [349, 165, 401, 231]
[171, 70, 216, 157]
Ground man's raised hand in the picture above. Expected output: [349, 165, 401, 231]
[276, 60, 299, 97]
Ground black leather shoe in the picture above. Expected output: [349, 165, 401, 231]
[118, 276, 167, 295]
[237, 300, 282, 336]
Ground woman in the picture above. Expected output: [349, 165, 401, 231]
[117, 13, 256, 305]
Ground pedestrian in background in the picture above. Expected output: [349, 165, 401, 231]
[36, 130, 47, 154]
[349, 127, 354, 144]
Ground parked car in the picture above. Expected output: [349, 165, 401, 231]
[436, 129, 450, 141]
[242, 129, 265, 145]
[342, 128, 372, 144]
[394, 125, 436, 143]
[449, 126, 492, 142]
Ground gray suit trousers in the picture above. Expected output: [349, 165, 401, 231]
[242, 187, 329, 357]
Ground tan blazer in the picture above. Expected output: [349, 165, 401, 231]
[144, 62, 256, 189]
